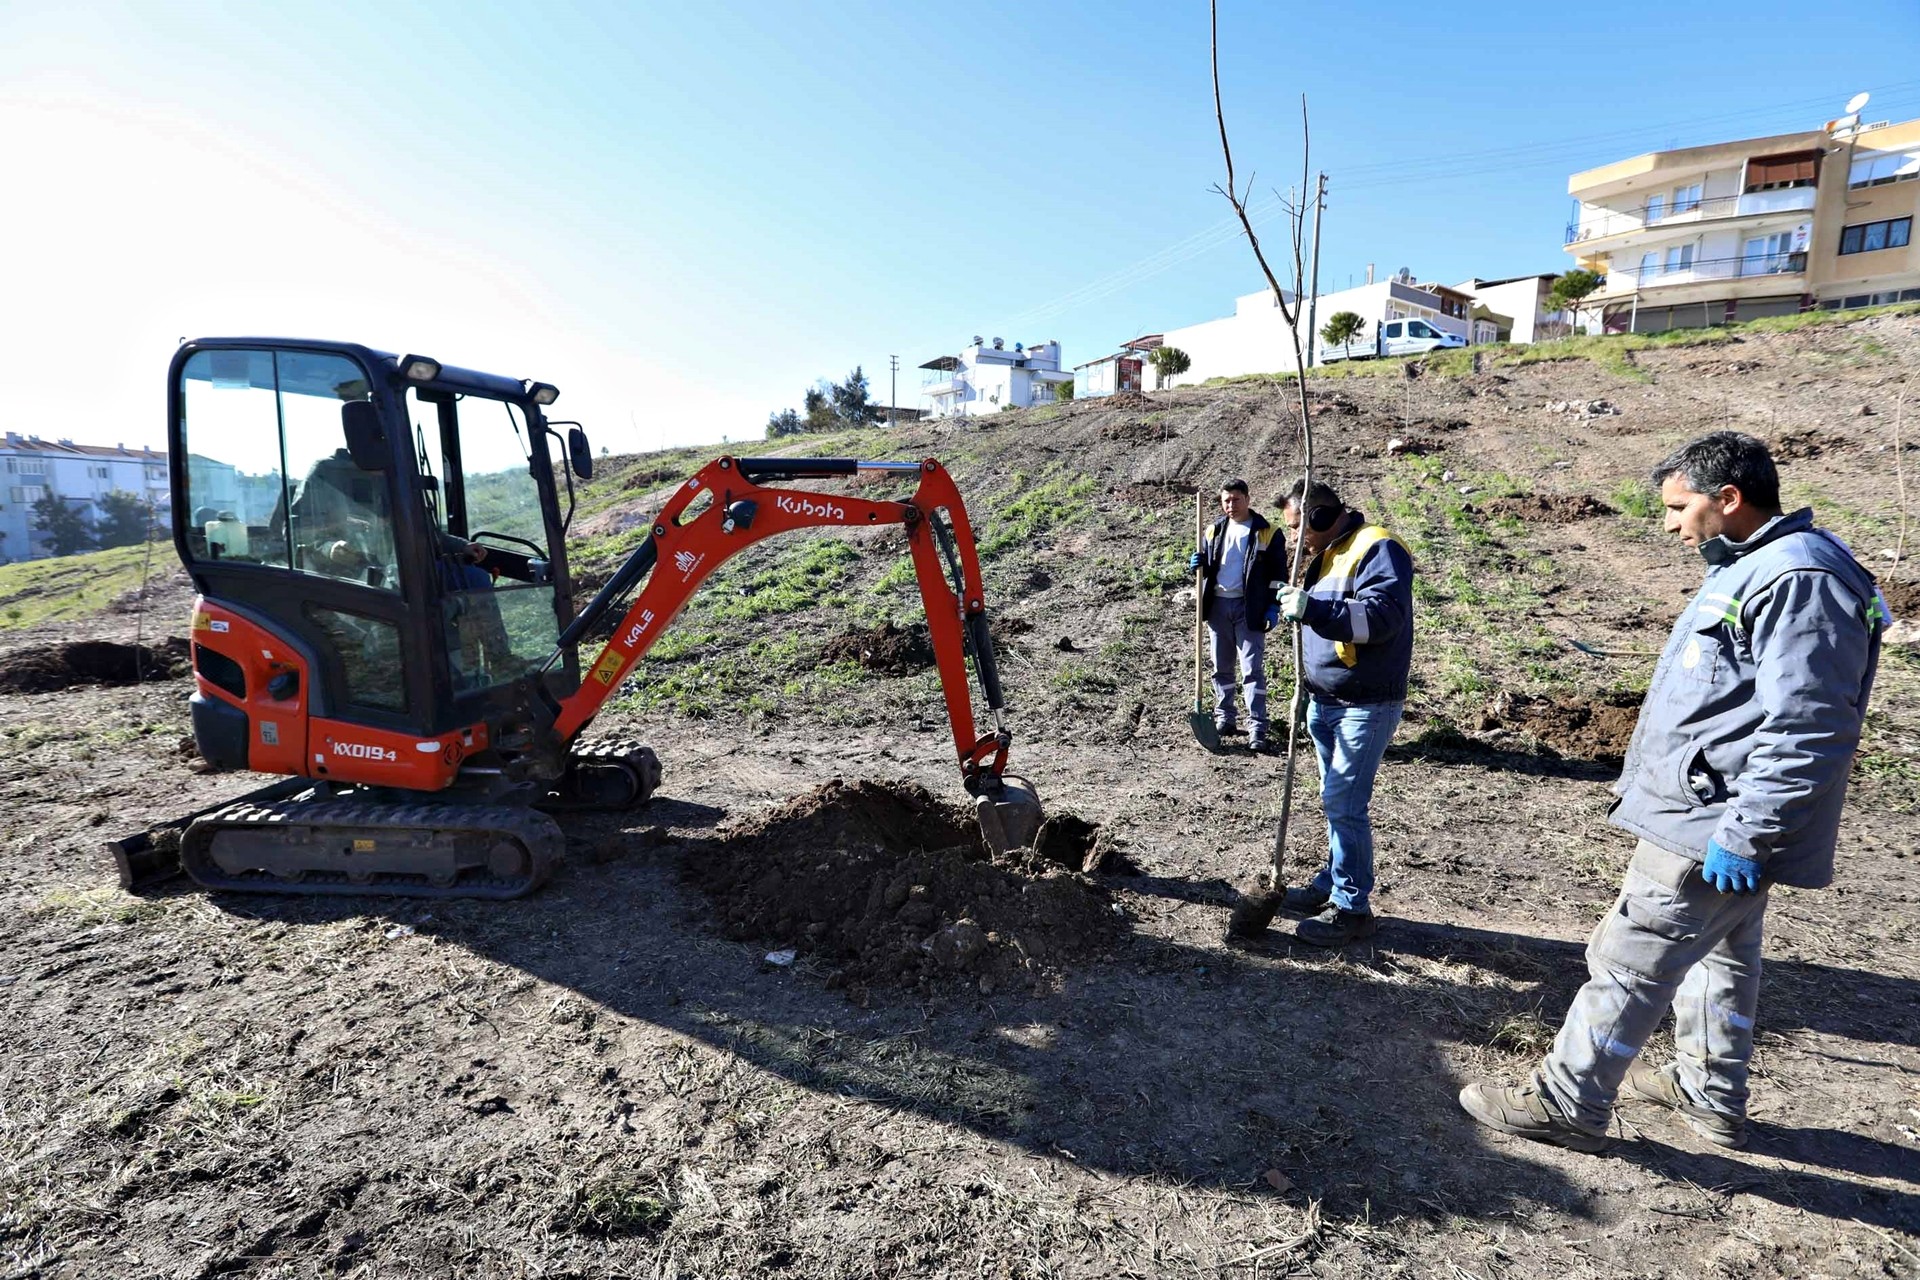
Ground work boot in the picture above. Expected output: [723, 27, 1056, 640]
[1458, 1075, 1610, 1153]
[1294, 906, 1378, 946]
[1621, 1060, 1747, 1149]
[1248, 735, 1277, 755]
[1216, 722, 1244, 737]
[1279, 885, 1330, 915]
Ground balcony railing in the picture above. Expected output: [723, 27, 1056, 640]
[1604, 252, 1806, 289]
[1565, 186, 1817, 244]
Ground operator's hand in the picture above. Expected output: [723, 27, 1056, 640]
[1702, 840, 1763, 894]
[1187, 551, 1204, 574]
[1277, 585, 1311, 623]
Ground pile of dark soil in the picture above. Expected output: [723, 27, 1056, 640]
[1114, 480, 1197, 506]
[0, 638, 189, 694]
[818, 621, 934, 674]
[1876, 576, 1918, 619]
[1482, 493, 1614, 525]
[1771, 428, 1856, 461]
[1099, 418, 1165, 444]
[684, 779, 1120, 998]
[1478, 691, 1639, 763]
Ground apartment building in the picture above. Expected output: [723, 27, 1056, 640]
[0, 432, 170, 564]
[918, 336, 1071, 417]
[1565, 113, 1920, 333]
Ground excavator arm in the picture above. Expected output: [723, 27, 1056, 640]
[549, 456, 1041, 851]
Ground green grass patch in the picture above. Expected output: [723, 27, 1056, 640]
[705, 539, 861, 622]
[1610, 478, 1660, 520]
[0, 541, 170, 630]
[977, 469, 1099, 559]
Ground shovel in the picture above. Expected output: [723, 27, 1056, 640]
[1188, 491, 1222, 752]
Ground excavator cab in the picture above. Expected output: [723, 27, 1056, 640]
[169, 341, 594, 784]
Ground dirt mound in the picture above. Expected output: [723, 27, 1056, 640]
[1877, 576, 1918, 619]
[684, 779, 1120, 998]
[0, 638, 189, 694]
[819, 621, 934, 674]
[1478, 691, 1639, 763]
[1099, 417, 1167, 444]
[1481, 493, 1614, 525]
[1771, 428, 1856, 461]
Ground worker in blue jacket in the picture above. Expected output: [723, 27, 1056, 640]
[1461, 432, 1887, 1152]
[1273, 479, 1416, 946]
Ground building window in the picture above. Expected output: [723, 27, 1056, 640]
[1663, 244, 1695, 274]
[1639, 251, 1659, 280]
[1849, 151, 1920, 188]
[1672, 182, 1702, 213]
[1645, 193, 1665, 223]
[1744, 150, 1820, 191]
[1839, 217, 1913, 255]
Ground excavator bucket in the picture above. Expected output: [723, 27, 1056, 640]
[973, 776, 1044, 857]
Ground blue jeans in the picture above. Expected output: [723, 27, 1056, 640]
[1300, 697, 1403, 914]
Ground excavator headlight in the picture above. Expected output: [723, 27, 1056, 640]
[529, 382, 560, 406]
[400, 355, 441, 382]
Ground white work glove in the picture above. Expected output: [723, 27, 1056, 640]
[1277, 585, 1311, 622]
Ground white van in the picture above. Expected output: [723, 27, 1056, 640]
[1319, 317, 1468, 363]
[1380, 318, 1467, 358]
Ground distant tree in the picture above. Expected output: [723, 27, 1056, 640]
[1148, 345, 1192, 389]
[1547, 269, 1605, 336]
[1319, 310, 1367, 357]
[765, 407, 804, 439]
[802, 385, 836, 433]
[30, 493, 94, 556]
[831, 367, 881, 426]
[1055, 380, 1076, 402]
[96, 491, 154, 549]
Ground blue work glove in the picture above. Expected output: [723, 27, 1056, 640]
[1264, 603, 1281, 632]
[1702, 840, 1763, 894]
[1277, 584, 1311, 623]
[1187, 551, 1204, 574]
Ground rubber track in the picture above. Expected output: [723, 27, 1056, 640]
[179, 798, 563, 900]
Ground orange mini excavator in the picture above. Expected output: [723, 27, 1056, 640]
[111, 338, 1041, 898]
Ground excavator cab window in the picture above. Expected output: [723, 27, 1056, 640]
[179, 349, 399, 594]
[405, 387, 563, 692]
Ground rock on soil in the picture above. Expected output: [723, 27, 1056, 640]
[1481, 493, 1614, 525]
[1770, 427, 1857, 461]
[0, 638, 189, 694]
[1478, 691, 1640, 764]
[683, 779, 1120, 998]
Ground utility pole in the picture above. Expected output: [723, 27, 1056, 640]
[888, 355, 899, 429]
[1305, 172, 1327, 369]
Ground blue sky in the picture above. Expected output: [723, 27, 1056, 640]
[5, 1, 1919, 452]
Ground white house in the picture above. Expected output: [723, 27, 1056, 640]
[1156, 286, 1299, 387]
[1451, 274, 1570, 344]
[1298, 275, 1473, 365]
[919, 337, 1071, 418]
[0, 432, 171, 563]
[1071, 334, 1158, 399]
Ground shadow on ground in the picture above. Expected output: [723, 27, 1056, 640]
[201, 852, 1920, 1236]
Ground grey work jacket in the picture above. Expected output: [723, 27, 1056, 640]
[1610, 509, 1886, 889]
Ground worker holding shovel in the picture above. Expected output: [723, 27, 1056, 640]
[1272, 478, 1416, 947]
[1188, 478, 1290, 753]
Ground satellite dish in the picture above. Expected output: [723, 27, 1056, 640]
[1846, 91, 1871, 114]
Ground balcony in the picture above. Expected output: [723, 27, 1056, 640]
[1604, 252, 1806, 292]
[1565, 186, 1818, 245]
[921, 372, 969, 398]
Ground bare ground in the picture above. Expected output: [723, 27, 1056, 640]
[2, 315, 1918, 1278]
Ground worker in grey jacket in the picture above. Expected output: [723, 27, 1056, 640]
[1460, 432, 1887, 1152]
